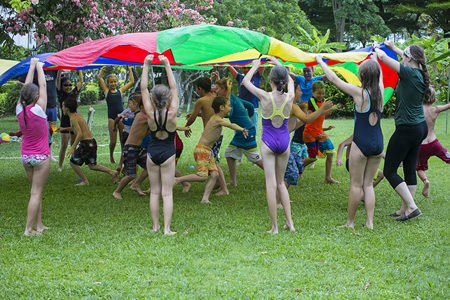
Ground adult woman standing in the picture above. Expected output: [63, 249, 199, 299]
[375, 42, 430, 221]
[141, 55, 178, 235]
[316, 53, 384, 229]
[17, 58, 50, 236]
[242, 57, 295, 234]
[56, 70, 84, 171]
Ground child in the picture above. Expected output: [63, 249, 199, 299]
[303, 81, 338, 184]
[63, 95, 119, 186]
[98, 66, 134, 164]
[416, 87, 450, 198]
[112, 94, 149, 200]
[175, 96, 248, 204]
[317, 53, 384, 229]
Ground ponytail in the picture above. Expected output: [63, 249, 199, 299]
[409, 44, 431, 103]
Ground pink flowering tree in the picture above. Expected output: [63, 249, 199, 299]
[1, 0, 216, 52]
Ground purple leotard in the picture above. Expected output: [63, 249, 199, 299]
[261, 93, 290, 154]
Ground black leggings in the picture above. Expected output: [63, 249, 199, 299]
[384, 121, 427, 189]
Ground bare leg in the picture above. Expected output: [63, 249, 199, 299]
[417, 170, 430, 198]
[58, 132, 70, 171]
[261, 143, 279, 234]
[147, 159, 161, 232]
[215, 164, 229, 196]
[274, 149, 295, 232]
[325, 152, 339, 183]
[226, 157, 237, 187]
[345, 143, 366, 229]
[175, 169, 190, 193]
[108, 119, 117, 164]
[255, 159, 264, 169]
[88, 164, 119, 183]
[130, 170, 148, 196]
[113, 175, 136, 200]
[363, 155, 382, 229]
[24, 158, 50, 236]
[160, 155, 176, 235]
[202, 171, 218, 204]
[70, 162, 89, 185]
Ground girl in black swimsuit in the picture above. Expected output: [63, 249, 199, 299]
[141, 54, 178, 235]
[98, 66, 134, 164]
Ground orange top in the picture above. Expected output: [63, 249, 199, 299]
[303, 99, 325, 137]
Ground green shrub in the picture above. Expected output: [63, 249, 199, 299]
[0, 81, 17, 94]
[0, 93, 7, 116]
[80, 83, 99, 105]
[2, 82, 22, 116]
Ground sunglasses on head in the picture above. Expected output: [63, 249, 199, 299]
[403, 48, 412, 59]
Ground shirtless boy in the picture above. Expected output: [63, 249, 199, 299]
[175, 96, 248, 204]
[63, 96, 118, 185]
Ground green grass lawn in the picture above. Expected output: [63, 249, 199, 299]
[0, 103, 449, 298]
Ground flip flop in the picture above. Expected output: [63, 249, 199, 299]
[396, 208, 422, 221]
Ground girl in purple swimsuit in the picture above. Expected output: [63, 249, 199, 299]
[242, 57, 295, 234]
[316, 52, 384, 229]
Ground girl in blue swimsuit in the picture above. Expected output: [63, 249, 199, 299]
[242, 57, 295, 234]
[98, 66, 134, 164]
[316, 53, 384, 229]
[141, 54, 178, 236]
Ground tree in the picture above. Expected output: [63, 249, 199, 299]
[208, 0, 315, 40]
[282, 26, 346, 52]
[0, 0, 216, 52]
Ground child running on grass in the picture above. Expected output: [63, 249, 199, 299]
[63, 95, 119, 186]
[175, 96, 248, 204]
[416, 87, 450, 198]
[302, 81, 339, 184]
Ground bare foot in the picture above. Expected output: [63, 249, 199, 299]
[339, 222, 354, 229]
[152, 226, 160, 233]
[422, 180, 430, 198]
[182, 182, 191, 193]
[267, 228, 279, 235]
[201, 199, 212, 204]
[325, 178, 340, 184]
[284, 224, 296, 232]
[75, 181, 89, 186]
[130, 185, 145, 196]
[164, 230, 177, 236]
[365, 222, 373, 230]
[24, 229, 40, 236]
[36, 225, 49, 233]
[57, 166, 63, 172]
[110, 157, 116, 164]
[227, 181, 237, 187]
[112, 191, 123, 200]
[215, 189, 229, 196]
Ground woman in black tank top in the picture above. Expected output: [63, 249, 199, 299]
[98, 66, 134, 164]
[141, 54, 178, 235]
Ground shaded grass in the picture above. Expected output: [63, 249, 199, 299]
[0, 103, 449, 298]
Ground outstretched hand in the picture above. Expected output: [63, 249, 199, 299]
[159, 55, 169, 66]
[251, 59, 261, 67]
[315, 55, 323, 63]
[322, 100, 333, 110]
[384, 40, 394, 49]
[30, 57, 39, 65]
[242, 128, 249, 139]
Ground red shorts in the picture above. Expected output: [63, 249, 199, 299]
[416, 139, 450, 171]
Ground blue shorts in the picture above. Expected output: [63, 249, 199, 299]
[46, 107, 57, 122]
[293, 142, 308, 159]
[284, 142, 305, 185]
[211, 135, 223, 162]
[306, 138, 335, 159]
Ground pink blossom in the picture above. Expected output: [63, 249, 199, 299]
[226, 21, 234, 27]
[31, 0, 39, 4]
[55, 33, 63, 44]
[6, 27, 13, 33]
[44, 20, 53, 30]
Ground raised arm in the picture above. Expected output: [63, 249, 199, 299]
[242, 59, 269, 100]
[24, 58, 38, 84]
[35, 62, 47, 111]
[316, 55, 361, 100]
[227, 66, 238, 78]
[56, 70, 63, 91]
[159, 55, 178, 112]
[97, 67, 108, 93]
[185, 101, 202, 127]
[436, 102, 450, 114]
[120, 66, 135, 93]
[76, 70, 84, 92]
[374, 41, 400, 74]
[140, 55, 154, 116]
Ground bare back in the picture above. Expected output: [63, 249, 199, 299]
[197, 94, 216, 127]
[71, 113, 93, 140]
[126, 112, 150, 145]
[423, 104, 438, 143]
[198, 114, 224, 148]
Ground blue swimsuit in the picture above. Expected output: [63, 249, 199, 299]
[261, 93, 290, 154]
[147, 109, 176, 165]
[353, 90, 383, 157]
